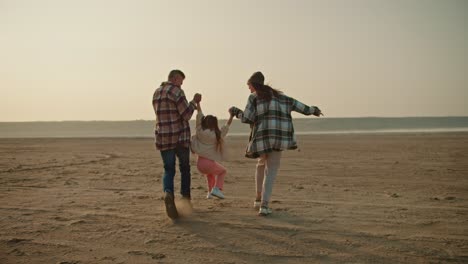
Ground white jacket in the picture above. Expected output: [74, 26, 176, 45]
[191, 110, 230, 162]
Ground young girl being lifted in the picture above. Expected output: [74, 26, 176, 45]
[191, 101, 234, 199]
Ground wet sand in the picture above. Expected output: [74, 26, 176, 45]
[1, 133, 467, 263]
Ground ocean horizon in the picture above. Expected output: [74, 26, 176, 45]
[1, 116, 468, 138]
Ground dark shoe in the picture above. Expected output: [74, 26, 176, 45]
[164, 192, 178, 219]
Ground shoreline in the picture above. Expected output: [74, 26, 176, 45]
[0, 130, 467, 139]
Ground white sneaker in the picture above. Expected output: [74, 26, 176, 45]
[254, 200, 261, 209]
[210, 187, 225, 199]
[206, 192, 212, 199]
[258, 206, 272, 216]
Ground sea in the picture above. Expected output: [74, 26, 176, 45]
[0, 117, 467, 138]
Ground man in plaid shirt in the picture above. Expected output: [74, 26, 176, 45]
[230, 71, 322, 216]
[152, 69, 201, 219]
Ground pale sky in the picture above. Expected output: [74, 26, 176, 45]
[1, 0, 467, 121]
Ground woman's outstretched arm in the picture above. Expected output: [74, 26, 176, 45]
[290, 96, 323, 117]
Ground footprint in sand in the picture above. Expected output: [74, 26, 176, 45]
[9, 248, 25, 256]
[127, 250, 165, 259]
[385, 192, 400, 198]
[64, 179, 79, 186]
[430, 196, 456, 201]
[68, 220, 86, 226]
[53, 216, 70, 222]
[7, 238, 31, 245]
[292, 184, 304, 190]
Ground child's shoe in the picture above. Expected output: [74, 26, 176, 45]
[210, 187, 225, 199]
[206, 192, 212, 199]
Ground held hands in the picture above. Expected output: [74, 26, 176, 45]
[229, 106, 243, 118]
[313, 106, 324, 117]
[193, 93, 202, 103]
[228, 107, 236, 117]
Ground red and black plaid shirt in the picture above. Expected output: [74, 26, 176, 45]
[152, 82, 196, 150]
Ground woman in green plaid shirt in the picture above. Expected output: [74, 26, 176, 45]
[230, 71, 323, 216]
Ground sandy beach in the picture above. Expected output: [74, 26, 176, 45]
[1, 133, 467, 263]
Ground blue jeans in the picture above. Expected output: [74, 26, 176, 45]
[160, 145, 191, 197]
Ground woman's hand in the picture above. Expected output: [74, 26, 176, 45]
[229, 106, 243, 118]
[228, 107, 235, 117]
[313, 106, 323, 117]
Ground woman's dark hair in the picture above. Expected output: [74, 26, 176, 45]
[251, 83, 281, 101]
[201, 115, 223, 152]
[248, 72, 281, 101]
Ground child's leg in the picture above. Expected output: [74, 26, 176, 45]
[210, 162, 226, 190]
[206, 174, 215, 192]
[198, 156, 224, 191]
[197, 157, 212, 191]
[255, 156, 266, 201]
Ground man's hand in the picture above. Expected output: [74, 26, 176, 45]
[313, 106, 323, 117]
[193, 93, 202, 103]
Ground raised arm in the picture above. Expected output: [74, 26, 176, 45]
[226, 114, 234, 126]
[195, 102, 204, 130]
[176, 90, 197, 121]
[289, 96, 323, 117]
[221, 111, 235, 137]
[229, 94, 257, 124]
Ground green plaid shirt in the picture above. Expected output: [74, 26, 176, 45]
[238, 92, 316, 158]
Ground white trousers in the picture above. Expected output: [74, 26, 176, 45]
[255, 151, 282, 207]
